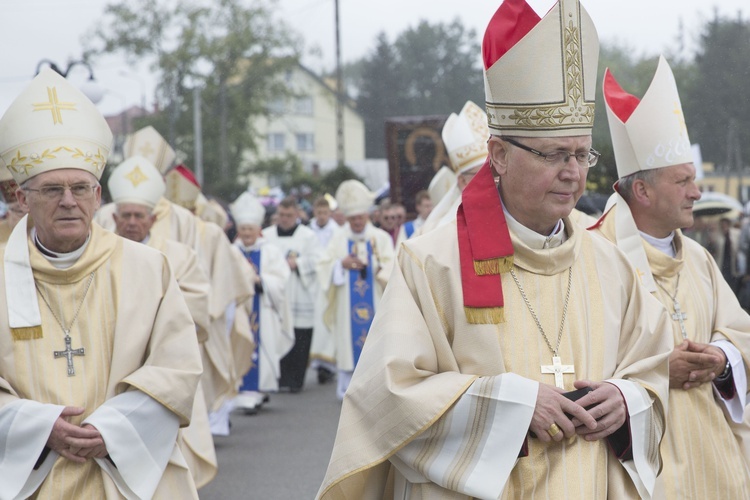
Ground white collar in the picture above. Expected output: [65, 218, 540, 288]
[32, 227, 90, 270]
[640, 230, 676, 258]
[502, 201, 566, 250]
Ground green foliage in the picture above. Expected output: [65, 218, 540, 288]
[246, 152, 361, 197]
[85, 0, 301, 201]
[353, 20, 484, 158]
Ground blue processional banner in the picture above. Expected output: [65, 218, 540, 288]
[348, 240, 375, 367]
[240, 249, 262, 392]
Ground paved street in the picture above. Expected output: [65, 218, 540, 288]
[199, 370, 342, 499]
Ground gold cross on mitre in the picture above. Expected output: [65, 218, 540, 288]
[33, 86, 77, 125]
[673, 101, 688, 135]
[139, 141, 156, 158]
[125, 165, 149, 187]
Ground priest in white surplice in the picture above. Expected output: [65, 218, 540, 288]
[317, 180, 394, 400]
[593, 56, 750, 498]
[310, 195, 342, 384]
[108, 156, 218, 489]
[263, 196, 321, 392]
[318, 1, 673, 499]
[0, 69, 202, 499]
[230, 192, 293, 412]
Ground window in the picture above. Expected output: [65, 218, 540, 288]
[267, 133, 286, 152]
[294, 96, 313, 115]
[296, 133, 314, 152]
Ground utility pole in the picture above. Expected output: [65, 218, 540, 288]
[335, 0, 345, 167]
[194, 86, 204, 186]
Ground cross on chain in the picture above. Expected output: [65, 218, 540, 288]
[54, 333, 85, 376]
[541, 356, 575, 389]
[671, 300, 688, 340]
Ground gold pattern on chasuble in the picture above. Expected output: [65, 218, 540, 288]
[486, 5, 595, 132]
[250, 311, 259, 335]
[125, 165, 149, 187]
[33, 86, 76, 125]
[356, 330, 367, 349]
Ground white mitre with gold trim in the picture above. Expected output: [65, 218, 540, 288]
[336, 180, 374, 217]
[428, 166, 457, 206]
[482, 0, 599, 137]
[124, 126, 176, 175]
[605, 55, 693, 179]
[442, 101, 489, 175]
[108, 156, 165, 209]
[231, 192, 266, 227]
[0, 68, 112, 184]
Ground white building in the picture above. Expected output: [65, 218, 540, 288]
[245, 64, 387, 191]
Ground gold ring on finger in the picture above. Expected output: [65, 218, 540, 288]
[547, 423, 561, 437]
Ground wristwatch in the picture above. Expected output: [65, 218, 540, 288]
[716, 358, 732, 381]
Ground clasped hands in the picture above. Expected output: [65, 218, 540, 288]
[47, 406, 108, 463]
[341, 254, 366, 271]
[669, 339, 726, 390]
[530, 380, 626, 443]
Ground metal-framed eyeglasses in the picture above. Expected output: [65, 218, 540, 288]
[23, 183, 99, 201]
[502, 137, 600, 168]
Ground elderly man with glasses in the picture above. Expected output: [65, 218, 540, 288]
[0, 69, 202, 499]
[318, 1, 673, 499]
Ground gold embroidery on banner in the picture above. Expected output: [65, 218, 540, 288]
[8, 146, 107, 176]
[138, 141, 156, 158]
[486, 3, 595, 131]
[33, 87, 77, 125]
[125, 165, 149, 187]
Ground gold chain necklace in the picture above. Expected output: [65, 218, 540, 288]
[35, 271, 96, 376]
[510, 266, 574, 389]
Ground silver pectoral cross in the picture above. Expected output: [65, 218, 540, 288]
[541, 356, 575, 389]
[671, 300, 688, 340]
[54, 333, 85, 377]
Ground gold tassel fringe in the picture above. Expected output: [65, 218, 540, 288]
[464, 306, 505, 324]
[12, 326, 43, 341]
[473, 255, 514, 276]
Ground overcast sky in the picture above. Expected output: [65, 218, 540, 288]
[1, 0, 746, 116]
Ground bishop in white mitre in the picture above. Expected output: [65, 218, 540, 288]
[318, 1, 673, 499]
[0, 69, 202, 499]
[230, 192, 294, 411]
[316, 180, 394, 400]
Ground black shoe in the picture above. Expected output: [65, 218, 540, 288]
[317, 367, 335, 384]
[262, 393, 270, 404]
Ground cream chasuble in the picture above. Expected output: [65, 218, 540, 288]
[146, 233, 217, 489]
[263, 224, 321, 329]
[318, 218, 672, 500]
[316, 223, 394, 372]
[0, 219, 12, 244]
[234, 239, 294, 392]
[0, 221, 202, 499]
[195, 219, 255, 411]
[597, 209, 750, 498]
[311, 221, 342, 365]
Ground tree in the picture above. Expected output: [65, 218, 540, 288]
[682, 10, 750, 174]
[85, 0, 300, 200]
[354, 20, 485, 158]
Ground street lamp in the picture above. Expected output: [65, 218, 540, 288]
[34, 59, 105, 104]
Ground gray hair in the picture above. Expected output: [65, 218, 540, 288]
[618, 169, 660, 203]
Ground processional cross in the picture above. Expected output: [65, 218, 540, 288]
[541, 356, 574, 389]
[54, 332, 85, 376]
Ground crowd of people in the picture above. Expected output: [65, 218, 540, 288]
[1, 0, 750, 498]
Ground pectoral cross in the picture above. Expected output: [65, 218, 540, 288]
[671, 300, 688, 339]
[541, 356, 574, 389]
[54, 333, 85, 376]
